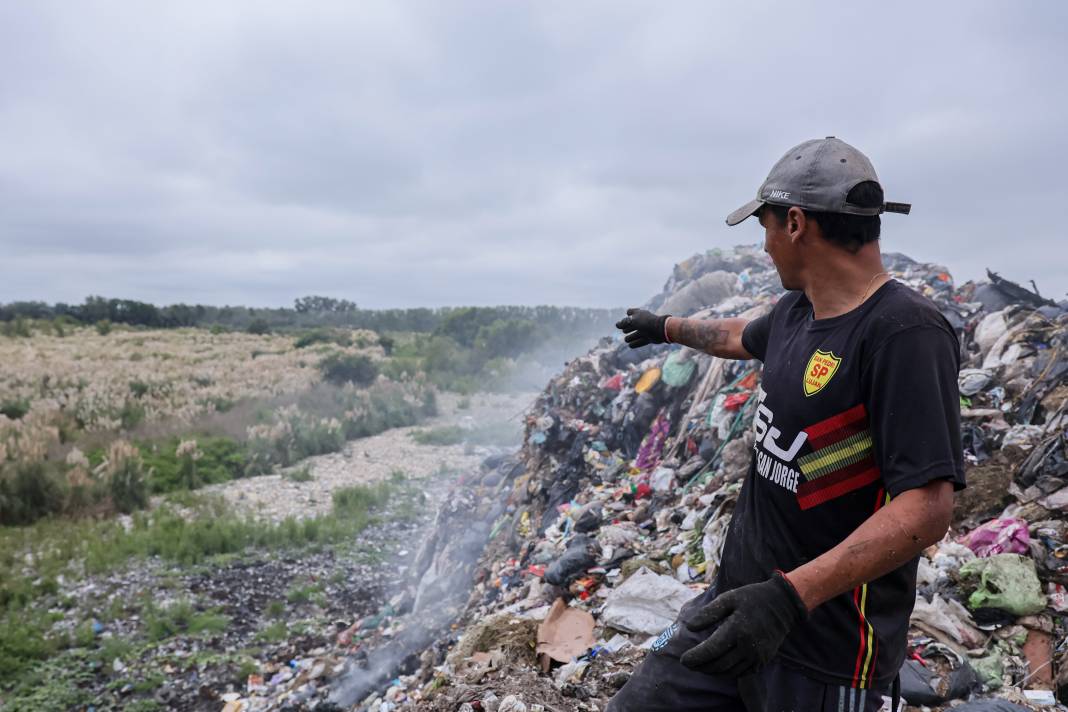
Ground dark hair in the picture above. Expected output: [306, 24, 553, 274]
[761, 181, 883, 253]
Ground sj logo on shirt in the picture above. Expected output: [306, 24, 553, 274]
[803, 350, 842, 396]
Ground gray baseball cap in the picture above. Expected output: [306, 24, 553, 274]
[725, 137, 911, 226]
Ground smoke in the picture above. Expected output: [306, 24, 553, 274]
[496, 326, 621, 395]
[329, 326, 607, 708]
[330, 454, 522, 707]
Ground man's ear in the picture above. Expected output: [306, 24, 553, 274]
[786, 206, 807, 244]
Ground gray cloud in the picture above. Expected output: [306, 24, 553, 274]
[1, 0, 1066, 308]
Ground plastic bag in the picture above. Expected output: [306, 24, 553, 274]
[964, 518, 1030, 557]
[601, 567, 698, 635]
[959, 554, 1046, 615]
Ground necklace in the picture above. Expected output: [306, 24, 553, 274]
[859, 271, 890, 306]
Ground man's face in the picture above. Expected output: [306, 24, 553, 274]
[758, 206, 803, 290]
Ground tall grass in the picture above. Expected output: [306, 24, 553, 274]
[1, 378, 436, 527]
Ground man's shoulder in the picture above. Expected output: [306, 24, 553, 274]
[769, 290, 808, 319]
[865, 281, 959, 349]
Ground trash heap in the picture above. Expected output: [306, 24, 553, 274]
[362, 246, 1067, 711]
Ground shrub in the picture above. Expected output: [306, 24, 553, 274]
[246, 319, 270, 335]
[140, 436, 249, 494]
[257, 620, 287, 643]
[9, 317, 33, 338]
[0, 610, 58, 680]
[283, 465, 313, 483]
[474, 318, 544, 359]
[410, 426, 465, 446]
[318, 353, 378, 386]
[175, 440, 201, 489]
[332, 482, 391, 516]
[188, 610, 230, 635]
[95, 319, 112, 336]
[128, 380, 151, 398]
[119, 400, 146, 430]
[294, 329, 352, 349]
[378, 334, 395, 355]
[0, 398, 31, 420]
[0, 461, 68, 526]
[105, 441, 148, 514]
[144, 599, 195, 641]
[422, 335, 474, 379]
[379, 355, 422, 381]
[285, 583, 320, 604]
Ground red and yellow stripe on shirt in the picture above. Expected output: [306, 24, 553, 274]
[850, 487, 891, 689]
[796, 404, 880, 510]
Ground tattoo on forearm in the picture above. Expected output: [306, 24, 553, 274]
[675, 319, 730, 354]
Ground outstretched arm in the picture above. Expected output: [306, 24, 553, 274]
[666, 316, 752, 360]
[615, 308, 753, 360]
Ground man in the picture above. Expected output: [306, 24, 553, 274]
[609, 138, 964, 712]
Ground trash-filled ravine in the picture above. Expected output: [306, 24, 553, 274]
[38, 246, 1067, 712]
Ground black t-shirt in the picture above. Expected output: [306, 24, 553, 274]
[720, 279, 965, 690]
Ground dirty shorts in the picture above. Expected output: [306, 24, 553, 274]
[606, 592, 889, 712]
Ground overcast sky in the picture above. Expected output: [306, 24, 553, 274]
[1, 1, 1065, 309]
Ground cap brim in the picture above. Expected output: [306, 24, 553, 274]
[725, 198, 763, 226]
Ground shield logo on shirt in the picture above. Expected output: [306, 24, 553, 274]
[803, 349, 842, 396]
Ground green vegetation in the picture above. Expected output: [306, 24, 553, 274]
[0, 316, 33, 338]
[245, 383, 434, 474]
[257, 620, 288, 643]
[294, 328, 353, 349]
[0, 461, 68, 525]
[410, 425, 466, 446]
[0, 397, 31, 420]
[0, 296, 617, 337]
[283, 464, 314, 483]
[381, 323, 566, 392]
[0, 483, 398, 620]
[285, 582, 322, 605]
[332, 481, 392, 515]
[0, 479, 406, 704]
[246, 318, 270, 335]
[108, 448, 149, 514]
[0, 441, 155, 525]
[410, 422, 522, 448]
[138, 436, 249, 493]
[2, 378, 433, 528]
[0, 652, 96, 709]
[144, 600, 230, 640]
[318, 352, 379, 386]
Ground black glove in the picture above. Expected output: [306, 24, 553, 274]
[679, 571, 808, 678]
[615, 308, 670, 348]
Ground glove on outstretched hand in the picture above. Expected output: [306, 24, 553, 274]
[615, 308, 670, 348]
[679, 572, 808, 678]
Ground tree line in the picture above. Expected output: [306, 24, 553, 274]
[0, 295, 620, 336]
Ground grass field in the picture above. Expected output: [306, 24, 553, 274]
[0, 325, 435, 525]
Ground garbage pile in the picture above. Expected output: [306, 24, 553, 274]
[356, 246, 1066, 711]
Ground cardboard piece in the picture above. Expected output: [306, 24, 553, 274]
[536, 598, 595, 672]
